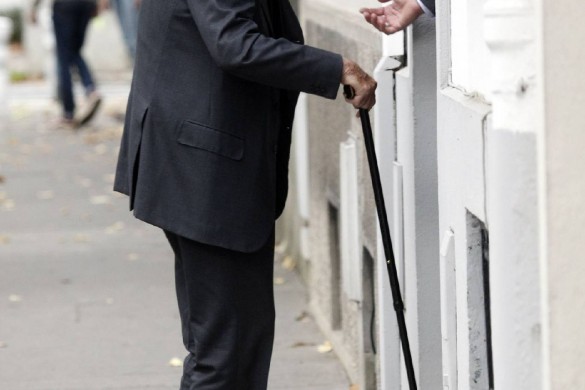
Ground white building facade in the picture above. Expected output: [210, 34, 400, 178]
[280, 0, 585, 389]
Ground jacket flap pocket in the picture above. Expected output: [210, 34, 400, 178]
[177, 120, 244, 161]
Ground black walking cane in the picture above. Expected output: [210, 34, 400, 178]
[344, 86, 417, 390]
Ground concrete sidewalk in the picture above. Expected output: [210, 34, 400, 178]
[0, 84, 351, 390]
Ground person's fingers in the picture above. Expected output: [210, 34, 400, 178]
[384, 24, 398, 34]
[376, 15, 385, 25]
[362, 96, 371, 109]
[365, 16, 378, 28]
[361, 13, 374, 26]
[363, 7, 386, 16]
[367, 13, 378, 25]
[374, 16, 388, 32]
[352, 94, 376, 110]
[368, 15, 379, 28]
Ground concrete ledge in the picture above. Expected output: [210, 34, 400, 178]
[294, 0, 386, 386]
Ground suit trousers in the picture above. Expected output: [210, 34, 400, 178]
[164, 228, 276, 390]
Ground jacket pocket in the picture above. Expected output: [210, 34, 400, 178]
[177, 120, 244, 161]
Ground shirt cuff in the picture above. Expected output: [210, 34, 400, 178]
[416, 0, 435, 17]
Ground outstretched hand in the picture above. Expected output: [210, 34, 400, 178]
[360, 0, 424, 35]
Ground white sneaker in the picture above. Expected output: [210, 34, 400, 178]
[76, 91, 103, 127]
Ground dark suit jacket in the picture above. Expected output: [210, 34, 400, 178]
[420, 0, 435, 15]
[114, 0, 343, 252]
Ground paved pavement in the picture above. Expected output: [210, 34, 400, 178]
[0, 83, 351, 390]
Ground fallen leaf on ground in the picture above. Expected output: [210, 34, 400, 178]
[349, 385, 360, 390]
[274, 240, 287, 254]
[274, 277, 285, 286]
[83, 134, 99, 145]
[105, 221, 125, 234]
[83, 127, 123, 145]
[291, 341, 316, 348]
[317, 341, 333, 354]
[0, 341, 7, 349]
[295, 311, 310, 323]
[0, 235, 10, 245]
[169, 357, 183, 368]
[0, 175, 5, 184]
[36, 190, 55, 200]
[90, 195, 110, 205]
[127, 253, 139, 261]
[73, 234, 90, 243]
[8, 294, 23, 303]
[1, 199, 15, 211]
[281, 256, 296, 271]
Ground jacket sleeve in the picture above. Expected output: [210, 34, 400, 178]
[187, 0, 343, 99]
[417, 0, 436, 16]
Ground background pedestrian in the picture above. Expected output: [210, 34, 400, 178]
[99, 0, 141, 61]
[31, 0, 103, 128]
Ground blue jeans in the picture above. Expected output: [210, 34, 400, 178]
[112, 0, 139, 60]
[52, 1, 96, 119]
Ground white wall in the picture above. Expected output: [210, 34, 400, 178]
[484, 2, 543, 388]
[436, 0, 495, 388]
[394, 18, 442, 389]
[450, 0, 492, 99]
[540, 0, 585, 388]
[285, 0, 585, 389]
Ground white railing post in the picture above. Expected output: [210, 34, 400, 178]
[484, 1, 543, 389]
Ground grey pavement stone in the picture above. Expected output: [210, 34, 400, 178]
[0, 83, 351, 390]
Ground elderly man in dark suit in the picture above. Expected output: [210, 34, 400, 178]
[360, 0, 435, 34]
[114, 0, 376, 389]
